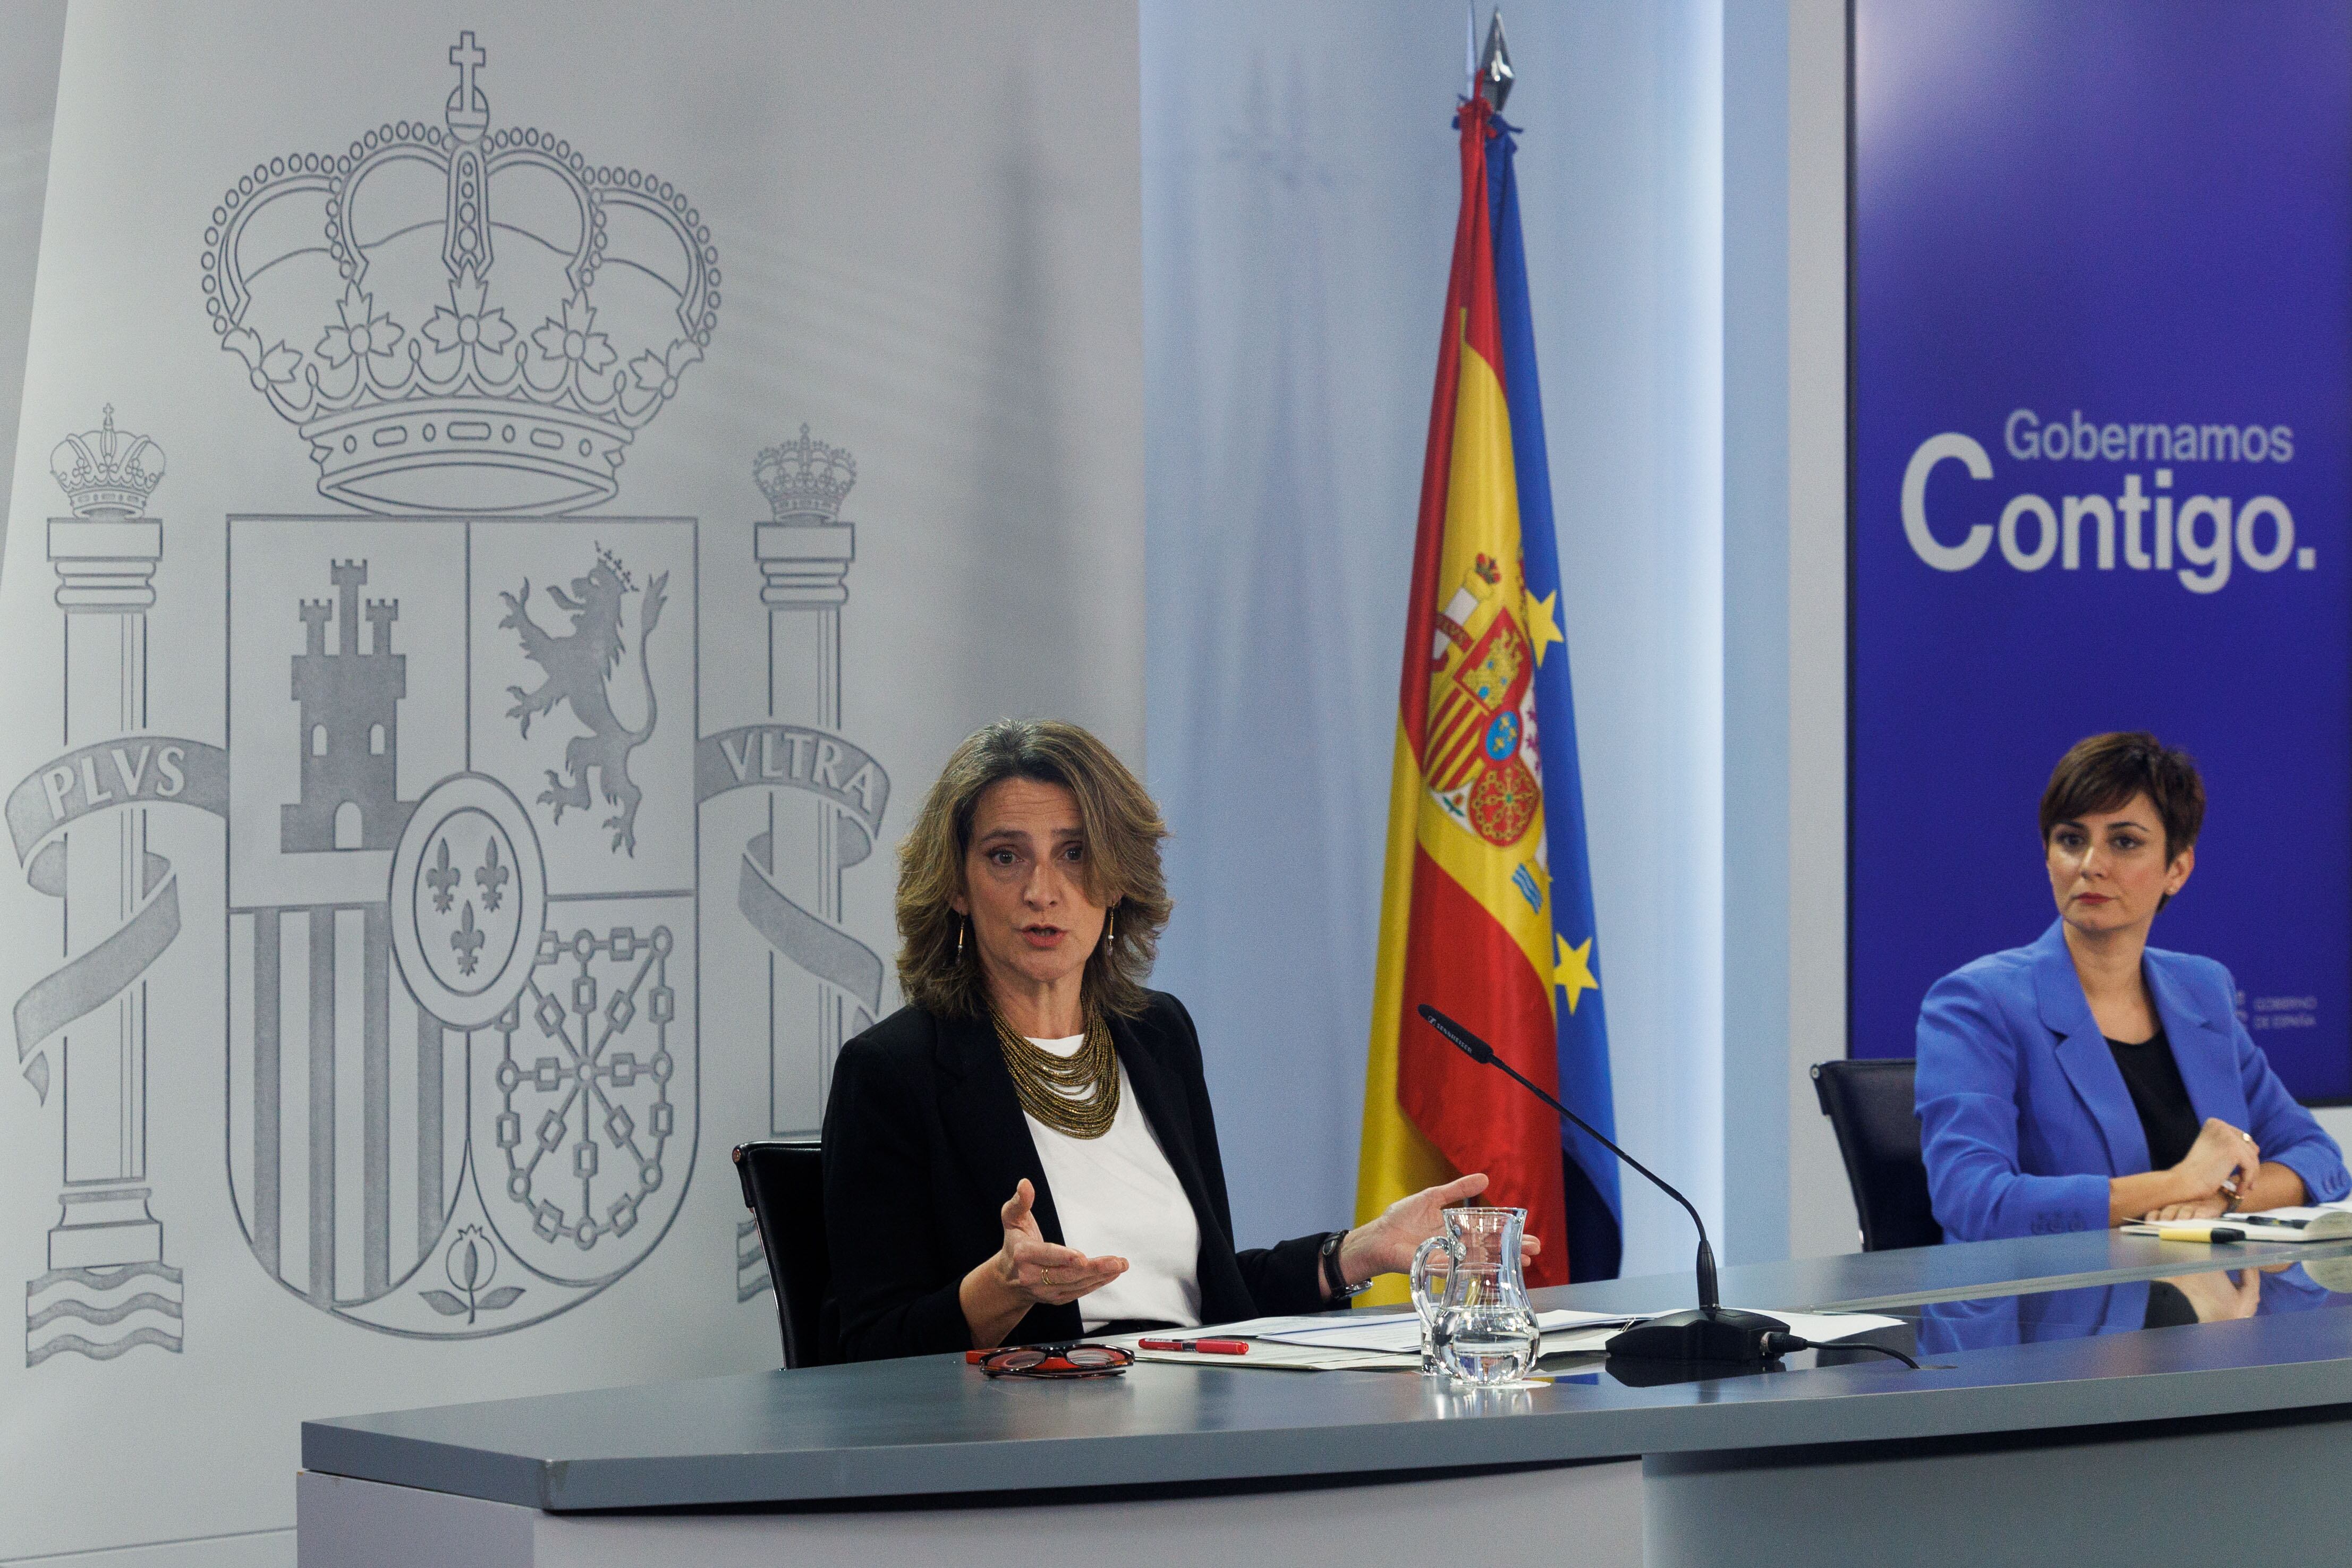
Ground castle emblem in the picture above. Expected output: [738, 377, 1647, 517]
[1424, 552, 1544, 848]
[285, 562, 415, 853]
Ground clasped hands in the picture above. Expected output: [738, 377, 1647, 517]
[958, 1172, 1541, 1350]
[2136, 1115, 2267, 1222]
[2141, 1121, 2302, 1319]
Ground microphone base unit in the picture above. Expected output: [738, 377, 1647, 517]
[1604, 1306, 1789, 1363]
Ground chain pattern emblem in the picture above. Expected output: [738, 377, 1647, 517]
[492, 925, 677, 1249]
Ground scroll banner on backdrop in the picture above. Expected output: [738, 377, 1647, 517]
[1851, 0, 2352, 1097]
[0, 721, 889, 1092]
[4, 740, 228, 1098]
[695, 723, 891, 1018]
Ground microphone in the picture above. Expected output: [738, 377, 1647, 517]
[1416, 1003, 1789, 1364]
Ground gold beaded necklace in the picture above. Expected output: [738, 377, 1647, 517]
[990, 1005, 1120, 1139]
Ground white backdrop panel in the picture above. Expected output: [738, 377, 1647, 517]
[0, 2, 1141, 1561]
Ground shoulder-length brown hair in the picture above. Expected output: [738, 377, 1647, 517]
[896, 719, 1171, 1020]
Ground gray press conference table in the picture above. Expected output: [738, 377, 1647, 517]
[298, 1229, 2352, 1568]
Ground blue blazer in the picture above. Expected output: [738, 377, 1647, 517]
[1915, 921, 2349, 1242]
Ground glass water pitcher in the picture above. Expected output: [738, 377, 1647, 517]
[1409, 1206, 1541, 1385]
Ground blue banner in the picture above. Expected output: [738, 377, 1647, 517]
[1489, 118, 1623, 1278]
[1852, 1, 2352, 1098]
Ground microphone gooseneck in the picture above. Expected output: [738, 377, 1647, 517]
[1416, 1003, 1822, 1365]
[1417, 1002, 1719, 1311]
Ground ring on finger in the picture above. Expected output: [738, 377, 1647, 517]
[1041, 1268, 1052, 1288]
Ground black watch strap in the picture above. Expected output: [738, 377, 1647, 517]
[1320, 1230, 1368, 1298]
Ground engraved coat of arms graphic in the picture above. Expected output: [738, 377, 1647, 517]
[203, 35, 709, 1335]
[8, 30, 895, 1357]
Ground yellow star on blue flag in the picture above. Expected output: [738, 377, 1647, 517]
[1553, 933, 1599, 1015]
[1526, 588, 1564, 667]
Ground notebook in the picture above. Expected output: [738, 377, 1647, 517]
[2123, 1206, 2352, 1242]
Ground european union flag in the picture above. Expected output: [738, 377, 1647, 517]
[1487, 118, 1623, 1280]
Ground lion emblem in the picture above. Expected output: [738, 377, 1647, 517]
[498, 548, 668, 854]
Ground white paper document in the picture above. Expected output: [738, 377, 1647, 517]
[1205, 1311, 1420, 1339]
[1255, 1308, 1638, 1354]
[2124, 1206, 2352, 1242]
[1106, 1307, 1902, 1371]
[1751, 1311, 1905, 1342]
[1111, 1340, 1400, 1371]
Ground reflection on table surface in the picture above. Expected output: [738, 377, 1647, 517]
[1915, 1259, 2352, 1353]
[1543, 1256, 2352, 1388]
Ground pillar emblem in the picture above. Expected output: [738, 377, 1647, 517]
[16, 408, 193, 1364]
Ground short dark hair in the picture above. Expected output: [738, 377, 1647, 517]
[2040, 731, 2205, 865]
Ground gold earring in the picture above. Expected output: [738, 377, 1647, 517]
[1106, 904, 1117, 947]
[955, 916, 965, 960]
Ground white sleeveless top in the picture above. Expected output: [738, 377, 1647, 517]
[1021, 1035, 1203, 1331]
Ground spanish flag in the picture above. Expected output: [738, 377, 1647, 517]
[1355, 94, 1621, 1294]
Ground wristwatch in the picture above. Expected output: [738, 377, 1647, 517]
[1320, 1230, 1369, 1299]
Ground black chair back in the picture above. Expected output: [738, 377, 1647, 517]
[1810, 1059, 1942, 1251]
[734, 1138, 832, 1367]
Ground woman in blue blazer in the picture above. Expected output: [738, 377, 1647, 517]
[1915, 732, 2349, 1242]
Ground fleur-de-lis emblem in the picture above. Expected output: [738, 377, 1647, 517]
[451, 901, 485, 976]
[426, 839, 460, 914]
[475, 836, 508, 913]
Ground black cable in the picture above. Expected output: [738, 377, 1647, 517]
[1761, 1332, 1921, 1370]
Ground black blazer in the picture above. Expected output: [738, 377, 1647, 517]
[820, 991, 1331, 1362]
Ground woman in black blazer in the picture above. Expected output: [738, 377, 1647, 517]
[822, 719, 1524, 1362]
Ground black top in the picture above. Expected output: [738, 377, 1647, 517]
[820, 992, 1331, 1362]
[2105, 1026, 2200, 1172]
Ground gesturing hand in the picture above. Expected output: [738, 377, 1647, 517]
[1332, 1172, 1542, 1291]
[989, 1178, 1127, 1308]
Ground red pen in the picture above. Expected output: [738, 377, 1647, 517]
[1137, 1337, 1249, 1354]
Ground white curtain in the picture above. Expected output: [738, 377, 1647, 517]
[1141, 0, 1727, 1277]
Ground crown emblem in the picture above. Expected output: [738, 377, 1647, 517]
[753, 425, 856, 522]
[50, 406, 165, 516]
[200, 32, 718, 516]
